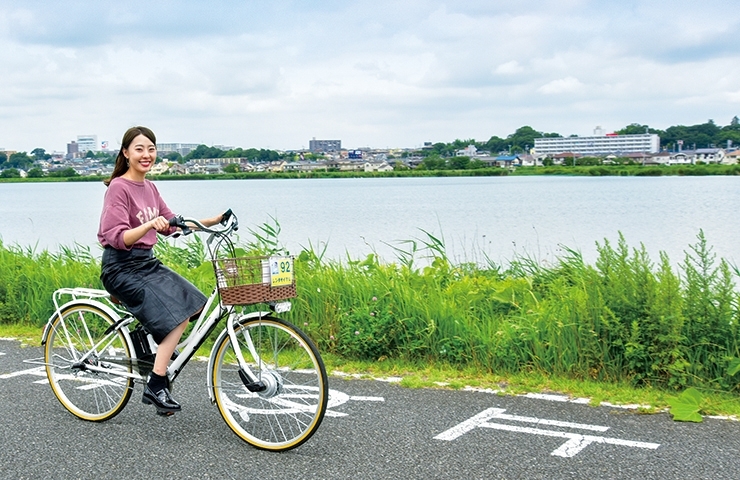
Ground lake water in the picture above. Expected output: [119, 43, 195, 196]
[0, 176, 738, 267]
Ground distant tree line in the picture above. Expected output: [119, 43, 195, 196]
[615, 117, 740, 151]
[3, 117, 739, 177]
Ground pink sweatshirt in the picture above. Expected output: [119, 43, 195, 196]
[97, 177, 175, 250]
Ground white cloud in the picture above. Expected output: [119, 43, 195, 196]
[495, 61, 524, 75]
[537, 77, 584, 95]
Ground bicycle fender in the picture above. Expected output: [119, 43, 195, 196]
[41, 299, 130, 346]
[207, 327, 230, 404]
[206, 311, 271, 404]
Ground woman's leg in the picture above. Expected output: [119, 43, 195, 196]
[143, 318, 189, 414]
[152, 319, 189, 376]
[143, 309, 203, 413]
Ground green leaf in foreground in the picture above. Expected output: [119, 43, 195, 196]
[727, 357, 740, 376]
[668, 387, 703, 422]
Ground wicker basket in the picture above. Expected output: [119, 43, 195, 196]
[213, 256, 296, 306]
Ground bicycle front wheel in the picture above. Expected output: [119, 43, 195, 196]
[44, 302, 134, 421]
[211, 315, 328, 451]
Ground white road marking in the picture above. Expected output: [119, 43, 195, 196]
[321, 395, 385, 416]
[0, 366, 46, 379]
[349, 396, 384, 402]
[435, 407, 660, 457]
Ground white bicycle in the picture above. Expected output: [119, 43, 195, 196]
[37, 210, 328, 451]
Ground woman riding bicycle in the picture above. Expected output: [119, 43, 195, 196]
[97, 125, 224, 416]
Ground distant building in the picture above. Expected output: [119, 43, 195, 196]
[66, 141, 79, 159]
[534, 127, 660, 156]
[456, 145, 478, 157]
[309, 138, 341, 153]
[725, 150, 740, 164]
[694, 148, 727, 164]
[157, 143, 201, 156]
[0, 149, 17, 160]
[77, 135, 98, 153]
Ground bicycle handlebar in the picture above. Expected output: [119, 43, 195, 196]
[167, 209, 238, 238]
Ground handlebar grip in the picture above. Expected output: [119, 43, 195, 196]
[168, 215, 192, 236]
[221, 208, 233, 225]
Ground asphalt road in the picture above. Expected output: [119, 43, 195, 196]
[2, 338, 740, 480]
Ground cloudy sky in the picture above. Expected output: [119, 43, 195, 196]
[1, 0, 738, 153]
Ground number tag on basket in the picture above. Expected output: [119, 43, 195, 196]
[269, 256, 293, 286]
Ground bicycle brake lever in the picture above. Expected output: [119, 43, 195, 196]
[169, 215, 192, 236]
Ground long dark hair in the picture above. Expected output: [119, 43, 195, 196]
[103, 126, 157, 187]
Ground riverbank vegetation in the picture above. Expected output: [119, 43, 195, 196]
[2, 225, 740, 418]
[2, 162, 740, 184]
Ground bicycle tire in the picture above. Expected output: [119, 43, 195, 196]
[44, 302, 134, 421]
[210, 315, 328, 451]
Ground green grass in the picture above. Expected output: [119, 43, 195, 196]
[3, 222, 740, 421]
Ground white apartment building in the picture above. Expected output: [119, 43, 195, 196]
[77, 135, 98, 153]
[156, 143, 201, 156]
[534, 130, 660, 156]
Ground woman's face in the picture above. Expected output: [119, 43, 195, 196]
[123, 134, 157, 177]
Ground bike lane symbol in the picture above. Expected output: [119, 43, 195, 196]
[434, 407, 660, 458]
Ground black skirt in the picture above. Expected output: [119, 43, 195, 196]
[100, 247, 207, 343]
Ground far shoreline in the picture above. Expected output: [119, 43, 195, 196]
[1, 163, 740, 184]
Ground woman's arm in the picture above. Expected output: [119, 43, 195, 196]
[181, 213, 225, 231]
[122, 216, 171, 247]
[198, 213, 225, 228]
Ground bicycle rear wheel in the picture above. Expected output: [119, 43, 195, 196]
[44, 302, 134, 421]
[211, 315, 328, 451]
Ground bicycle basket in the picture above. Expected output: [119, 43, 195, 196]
[212, 255, 296, 306]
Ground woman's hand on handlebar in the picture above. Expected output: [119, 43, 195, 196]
[148, 216, 172, 233]
[123, 215, 173, 246]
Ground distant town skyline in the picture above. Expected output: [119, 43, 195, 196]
[3, 117, 737, 157]
[1, 1, 738, 153]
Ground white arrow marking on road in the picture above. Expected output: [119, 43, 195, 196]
[434, 407, 659, 457]
[0, 366, 46, 379]
[324, 390, 385, 417]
